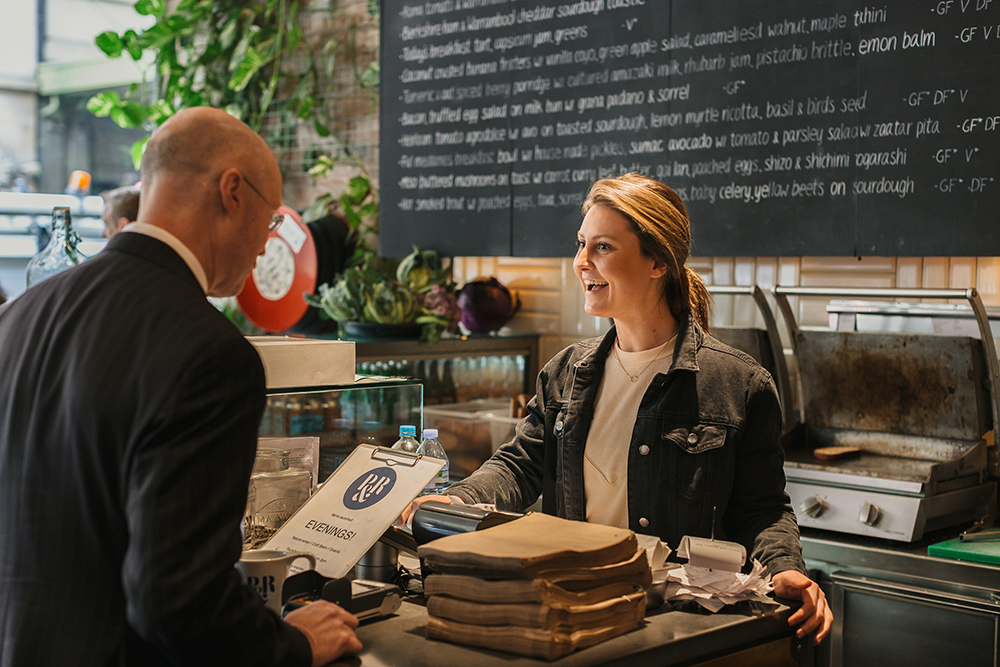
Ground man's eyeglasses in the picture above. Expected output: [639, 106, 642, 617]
[241, 173, 284, 232]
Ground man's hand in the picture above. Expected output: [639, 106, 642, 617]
[395, 494, 465, 529]
[771, 570, 833, 645]
[284, 601, 362, 666]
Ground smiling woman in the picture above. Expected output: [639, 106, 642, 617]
[404, 173, 834, 646]
[576, 173, 711, 352]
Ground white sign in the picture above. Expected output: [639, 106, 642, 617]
[264, 444, 443, 578]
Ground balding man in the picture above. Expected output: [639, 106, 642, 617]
[0, 108, 361, 667]
[100, 184, 141, 238]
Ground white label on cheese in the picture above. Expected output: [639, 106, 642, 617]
[253, 237, 296, 301]
[277, 215, 307, 254]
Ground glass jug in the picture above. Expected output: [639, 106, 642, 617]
[26, 207, 84, 289]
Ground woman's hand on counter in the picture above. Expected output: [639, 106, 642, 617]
[771, 570, 833, 645]
[395, 494, 465, 529]
[284, 600, 362, 666]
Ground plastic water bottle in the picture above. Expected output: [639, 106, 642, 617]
[390, 424, 420, 453]
[417, 428, 449, 495]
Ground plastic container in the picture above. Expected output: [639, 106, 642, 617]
[421, 399, 518, 478]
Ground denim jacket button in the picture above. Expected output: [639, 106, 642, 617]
[639, 445, 650, 455]
[687, 431, 698, 444]
[639, 517, 649, 528]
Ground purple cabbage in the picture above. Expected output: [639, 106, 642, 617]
[456, 277, 519, 333]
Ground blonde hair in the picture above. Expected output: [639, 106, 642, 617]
[582, 173, 712, 332]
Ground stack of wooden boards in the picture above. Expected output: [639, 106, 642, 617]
[418, 512, 652, 660]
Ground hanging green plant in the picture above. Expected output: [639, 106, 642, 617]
[86, 0, 355, 169]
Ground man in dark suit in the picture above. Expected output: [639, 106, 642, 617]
[0, 107, 361, 666]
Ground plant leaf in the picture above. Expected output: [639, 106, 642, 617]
[224, 103, 245, 121]
[228, 46, 264, 91]
[343, 175, 370, 204]
[307, 155, 336, 177]
[259, 78, 276, 115]
[218, 15, 239, 51]
[135, 0, 166, 17]
[314, 118, 330, 137]
[109, 102, 147, 129]
[295, 94, 315, 119]
[286, 25, 304, 52]
[138, 21, 177, 50]
[130, 135, 151, 170]
[146, 99, 175, 124]
[228, 22, 260, 71]
[86, 91, 120, 117]
[359, 61, 380, 89]
[302, 193, 334, 224]
[256, 37, 278, 63]
[95, 31, 124, 58]
[342, 201, 361, 227]
[322, 38, 338, 78]
[122, 30, 144, 60]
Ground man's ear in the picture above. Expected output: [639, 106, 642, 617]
[218, 168, 243, 215]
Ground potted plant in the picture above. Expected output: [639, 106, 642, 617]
[304, 170, 460, 342]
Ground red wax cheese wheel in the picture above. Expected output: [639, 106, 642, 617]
[237, 206, 317, 333]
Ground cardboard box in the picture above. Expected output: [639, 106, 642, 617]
[248, 337, 356, 389]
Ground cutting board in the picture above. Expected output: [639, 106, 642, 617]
[927, 537, 1000, 566]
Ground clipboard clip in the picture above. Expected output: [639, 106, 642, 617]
[370, 446, 422, 467]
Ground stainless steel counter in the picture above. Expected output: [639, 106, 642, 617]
[800, 526, 1000, 667]
[337, 597, 797, 667]
[801, 526, 1000, 591]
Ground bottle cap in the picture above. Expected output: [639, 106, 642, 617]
[399, 424, 417, 437]
[422, 428, 438, 439]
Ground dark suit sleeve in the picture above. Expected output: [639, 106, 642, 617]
[121, 336, 312, 666]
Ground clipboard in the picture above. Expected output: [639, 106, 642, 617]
[264, 444, 444, 578]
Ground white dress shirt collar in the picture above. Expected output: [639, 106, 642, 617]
[121, 222, 209, 294]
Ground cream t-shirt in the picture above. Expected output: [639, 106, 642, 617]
[584, 336, 675, 529]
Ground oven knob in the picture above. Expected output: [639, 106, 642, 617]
[859, 502, 882, 526]
[800, 497, 827, 518]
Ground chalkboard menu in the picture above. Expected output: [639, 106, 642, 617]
[379, 0, 1000, 257]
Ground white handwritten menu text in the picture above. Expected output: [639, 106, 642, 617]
[380, 0, 1000, 257]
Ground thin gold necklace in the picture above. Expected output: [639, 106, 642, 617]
[613, 340, 670, 383]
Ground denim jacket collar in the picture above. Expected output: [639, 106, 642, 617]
[573, 311, 703, 374]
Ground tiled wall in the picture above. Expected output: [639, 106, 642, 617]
[454, 256, 1000, 367]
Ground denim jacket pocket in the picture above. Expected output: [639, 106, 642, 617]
[661, 424, 727, 454]
[662, 423, 728, 501]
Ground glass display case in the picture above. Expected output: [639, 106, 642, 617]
[350, 333, 539, 406]
[260, 376, 423, 484]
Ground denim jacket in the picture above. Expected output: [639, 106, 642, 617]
[448, 314, 806, 576]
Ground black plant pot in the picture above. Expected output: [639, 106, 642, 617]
[341, 321, 421, 339]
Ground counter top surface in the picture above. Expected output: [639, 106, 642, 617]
[335, 596, 794, 667]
